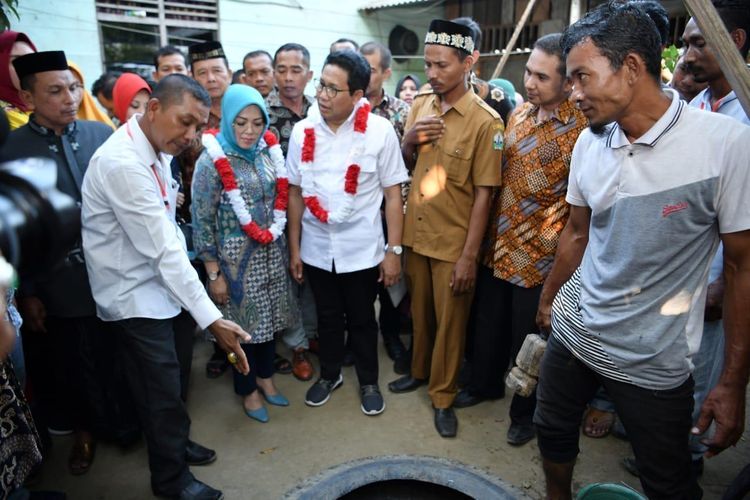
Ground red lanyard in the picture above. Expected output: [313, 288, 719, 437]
[126, 122, 170, 211]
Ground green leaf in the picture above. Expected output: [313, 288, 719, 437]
[662, 44, 680, 73]
[1, 0, 20, 30]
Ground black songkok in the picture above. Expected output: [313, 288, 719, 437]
[424, 19, 476, 54]
[188, 41, 225, 64]
[12, 50, 69, 81]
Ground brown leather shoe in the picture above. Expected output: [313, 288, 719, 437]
[292, 348, 314, 381]
[69, 432, 96, 475]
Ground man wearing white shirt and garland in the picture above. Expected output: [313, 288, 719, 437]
[81, 75, 250, 500]
[286, 50, 408, 416]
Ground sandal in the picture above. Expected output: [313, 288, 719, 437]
[583, 407, 615, 438]
[69, 436, 96, 475]
[206, 351, 229, 378]
[274, 352, 292, 375]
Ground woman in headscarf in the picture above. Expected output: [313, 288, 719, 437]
[395, 73, 421, 106]
[112, 72, 151, 125]
[192, 84, 296, 423]
[0, 30, 36, 130]
[68, 62, 115, 130]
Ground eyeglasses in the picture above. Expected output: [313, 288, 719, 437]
[315, 79, 350, 99]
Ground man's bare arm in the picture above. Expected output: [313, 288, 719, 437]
[536, 205, 591, 333]
[288, 185, 305, 283]
[451, 186, 492, 294]
[693, 229, 750, 456]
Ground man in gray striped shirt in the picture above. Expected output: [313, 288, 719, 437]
[532, 3, 750, 499]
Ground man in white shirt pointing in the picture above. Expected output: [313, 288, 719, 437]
[82, 74, 249, 500]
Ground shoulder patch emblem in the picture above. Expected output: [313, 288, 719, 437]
[493, 124, 504, 150]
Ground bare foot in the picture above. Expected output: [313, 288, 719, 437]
[243, 390, 263, 412]
[583, 407, 615, 438]
[256, 377, 279, 396]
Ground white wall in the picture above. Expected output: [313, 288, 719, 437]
[218, 0, 442, 95]
[11, 0, 103, 93]
[7, 0, 443, 96]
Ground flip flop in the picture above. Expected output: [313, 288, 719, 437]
[583, 407, 615, 438]
[274, 353, 292, 374]
[206, 352, 229, 378]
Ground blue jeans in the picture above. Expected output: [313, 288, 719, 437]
[689, 320, 724, 460]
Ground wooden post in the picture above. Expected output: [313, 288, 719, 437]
[682, 0, 750, 117]
[490, 0, 539, 79]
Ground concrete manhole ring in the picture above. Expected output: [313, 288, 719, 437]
[282, 454, 528, 499]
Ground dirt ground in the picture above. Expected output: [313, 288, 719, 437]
[33, 337, 749, 499]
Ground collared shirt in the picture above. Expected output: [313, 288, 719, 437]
[286, 106, 409, 273]
[81, 115, 221, 329]
[266, 89, 315, 156]
[403, 88, 503, 263]
[690, 88, 750, 125]
[5, 116, 112, 318]
[370, 90, 410, 142]
[483, 99, 587, 287]
[552, 89, 750, 390]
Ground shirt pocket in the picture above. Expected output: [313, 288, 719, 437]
[441, 141, 472, 186]
[357, 153, 378, 173]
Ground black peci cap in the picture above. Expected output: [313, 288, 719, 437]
[188, 41, 225, 64]
[12, 50, 69, 81]
[425, 19, 476, 54]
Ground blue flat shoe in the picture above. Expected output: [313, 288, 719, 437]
[261, 389, 289, 407]
[244, 406, 269, 423]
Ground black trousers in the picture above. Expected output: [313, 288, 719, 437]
[306, 263, 379, 386]
[22, 316, 95, 432]
[466, 266, 541, 423]
[173, 309, 195, 402]
[113, 317, 193, 496]
[535, 335, 701, 499]
[232, 340, 275, 396]
[377, 282, 400, 337]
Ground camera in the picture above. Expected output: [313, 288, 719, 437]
[0, 157, 81, 279]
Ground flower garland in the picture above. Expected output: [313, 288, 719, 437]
[300, 98, 370, 224]
[202, 129, 288, 245]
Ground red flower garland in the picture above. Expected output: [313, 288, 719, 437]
[344, 165, 360, 194]
[275, 178, 289, 211]
[303, 195, 329, 223]
[302, 128, 315, 162]
[354, 103, 370, 132]
[300, 102, 370, 224]
[206, 129, 288, 245]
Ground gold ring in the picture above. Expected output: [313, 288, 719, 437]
[227, 352, 238, 365]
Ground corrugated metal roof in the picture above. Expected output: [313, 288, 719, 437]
[359, 0, 432, 11]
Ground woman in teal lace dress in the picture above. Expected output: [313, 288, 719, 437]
[192, 85, 296, 423]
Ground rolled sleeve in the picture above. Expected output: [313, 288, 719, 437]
[378, 124, 409, 188]
[286, 124, 303, 186]
[191, 151, 222, 262]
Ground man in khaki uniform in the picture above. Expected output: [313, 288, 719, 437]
[388, 19, 503, 438]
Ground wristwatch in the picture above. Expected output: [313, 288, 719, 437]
[384, 244, 403, 256]
[208, 270, 221, 281]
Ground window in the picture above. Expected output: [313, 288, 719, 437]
[96, 0, 218, 76]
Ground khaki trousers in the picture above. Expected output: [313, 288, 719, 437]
[405, 248, 475, 408]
